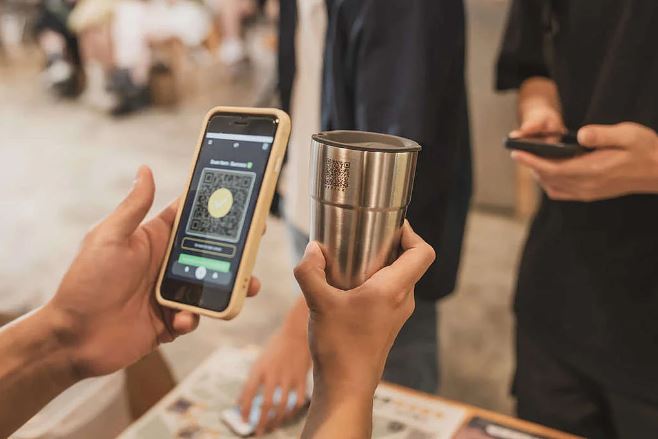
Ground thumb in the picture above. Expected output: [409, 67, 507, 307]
[293, 242, 340, 309]
[103, 166, 155, 238]
[578, 123, 648, 150]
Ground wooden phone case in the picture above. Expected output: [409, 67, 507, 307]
[156, 106, 291, 320]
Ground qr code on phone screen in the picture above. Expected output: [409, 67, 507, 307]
[186, 168, 256, 242]
[323, 158, 350, 191]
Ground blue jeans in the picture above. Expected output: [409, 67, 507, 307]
[287, 225, 439, 394]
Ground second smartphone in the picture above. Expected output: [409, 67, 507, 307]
[156, 107, 290, 319]
[505, 132, 591, 158]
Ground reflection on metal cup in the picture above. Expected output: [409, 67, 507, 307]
[309, 131, 420, 289]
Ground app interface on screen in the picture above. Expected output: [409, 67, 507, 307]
[164, 117, 275, 300]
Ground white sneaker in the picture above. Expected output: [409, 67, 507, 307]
[80, 62, 117, 112]
[42, 59, 73, 88]
[218, 38, 247, 66]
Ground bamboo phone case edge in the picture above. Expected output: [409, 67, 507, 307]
[155, 106, 291, 320]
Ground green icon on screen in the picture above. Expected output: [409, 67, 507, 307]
[247, 162, 253, 169]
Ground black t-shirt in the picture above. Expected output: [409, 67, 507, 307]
[322, 0, 472, 301]
[496, 0, 658, 400]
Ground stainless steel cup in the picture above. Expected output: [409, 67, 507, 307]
[309, 130, 420, 290]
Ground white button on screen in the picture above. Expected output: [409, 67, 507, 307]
[195, 266, 207, 280]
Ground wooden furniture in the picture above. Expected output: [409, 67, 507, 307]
[383, 382, 582, 439]
[148, 22, 223, 107]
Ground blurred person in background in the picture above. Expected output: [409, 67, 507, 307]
[497, 1, 658, 437]
[33, 0, 83, 97]
[321, 0, 472, 395]
[205, 0, 264, 69]
[239, 0, 472, 434]
[69, 0, 212, 115]
[66, 0, 114, 110]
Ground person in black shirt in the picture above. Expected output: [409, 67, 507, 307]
[239, 2, 472, 434]
[322, 0, 472, 394]
[497, 1, 658, 437]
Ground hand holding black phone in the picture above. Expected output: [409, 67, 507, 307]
[505, 132, 592, 158]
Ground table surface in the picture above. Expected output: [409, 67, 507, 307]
[381, 382, 582, 439]
[120, 346, 582, 439]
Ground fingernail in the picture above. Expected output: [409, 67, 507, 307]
[510, 151, 519, 160]
[578, 129, 593, 145]
[304, 241, 317, 256]
[133, 166, 144, 185]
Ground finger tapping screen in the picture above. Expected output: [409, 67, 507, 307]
[160, 114, 278, 311]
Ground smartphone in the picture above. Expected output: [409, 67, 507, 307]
[221, 389, 308, 437]
[505, 132, 591, 158]
[156, 107, 290, 319]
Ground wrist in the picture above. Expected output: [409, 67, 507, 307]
[311, 385, 374, 417]
[519, 77, 559, 105]
[304, 381, 375, 439]
[0, 306, 80, 436]
[312, 359, 380, 402]
[38, 304, 81, 380]
[518, 77, 562, 125]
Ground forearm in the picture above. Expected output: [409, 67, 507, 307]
[0, 306, 78, 437]
[302, 385, 374, 439]
[302, 357, 381, 439]
[518, 76, 561, 118]
[298, 299, 376, 438]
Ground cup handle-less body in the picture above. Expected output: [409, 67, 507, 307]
[309, 132, 419, 290]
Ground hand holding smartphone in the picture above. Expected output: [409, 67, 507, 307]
[156, 107, 290, 319]
[505, 132, 591, 158]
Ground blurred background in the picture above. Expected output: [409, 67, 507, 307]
[0, 0, 538, 431]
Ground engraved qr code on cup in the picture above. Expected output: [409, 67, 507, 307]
[186, 168, 256, 243]
[323, 158, 350, 191]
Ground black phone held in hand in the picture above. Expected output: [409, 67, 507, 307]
[505, 132, 591, 158]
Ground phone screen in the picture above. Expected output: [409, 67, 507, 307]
[160, 113, 279, 312]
